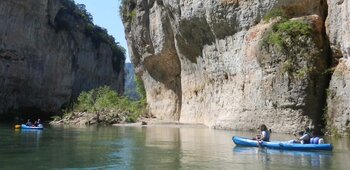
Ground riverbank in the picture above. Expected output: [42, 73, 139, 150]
[49, 110, 132, 126]
[50, 112, 207, 129]
[112, 118, 207, 128]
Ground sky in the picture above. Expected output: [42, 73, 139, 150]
[74, 0, 130, 63]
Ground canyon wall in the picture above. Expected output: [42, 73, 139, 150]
[0, 0, 125, 114]
[326, 0, 350, 135]
[123, 0, 349, 134]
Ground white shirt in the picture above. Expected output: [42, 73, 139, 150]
[299, 133, 310, 144]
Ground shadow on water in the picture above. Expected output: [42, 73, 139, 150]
[233, 146, 333, 169]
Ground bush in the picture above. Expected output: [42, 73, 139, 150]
[262, 18, 321, 80]
[70, 85, 146, 123]
[51, 116, 62, 121]
[76, 4, 93, 23]
[263, 9, 287, 21]
[266, 20, 312, 52]
[74, 88, 94, 112]
[135, 76, 146, 101]
[59, 0, 93, 24]
[74, 86, 118, 112]
[123, 76, 147, 122]
[276, 20, 312, 37]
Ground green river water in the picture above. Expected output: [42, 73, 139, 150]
[0, 123, 349, 170]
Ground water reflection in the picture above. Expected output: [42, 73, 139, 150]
[233, 146, 333, 169]
[1, 124, 350, 169]
[20, 129, 43, 148]
[328, 136, 350, 170]
[109, 126, 347, 170]
[127, 126, 254, 170]
[107, 126, 183, 170]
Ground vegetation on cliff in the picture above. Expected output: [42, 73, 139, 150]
[54, 0, 126, 72]
[261, 10, 325, 80]
[263, 9, 287, 22]
[120, 0, 137, 22]
[259, 9, 329, 135]
[265, 20, 312, 52]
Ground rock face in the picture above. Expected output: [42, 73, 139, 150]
[122, 0, 333, 133]
[326, 0, 350, 135]
[124, 63, 139, 100]
[0, 0, 125, 114]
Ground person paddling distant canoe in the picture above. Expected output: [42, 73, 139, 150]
[34, 119, 41, 127]
[252, 124, 270, 142]
[25, 119, 32, 126]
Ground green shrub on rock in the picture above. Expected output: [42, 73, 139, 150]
[77, 86, 144, 112]
[261, 18, 320, 80]
[265, 20, 312, 53]
[120, 0, 137, 22]
[263, 9, 288, 21]
[58, 85, 147, 124]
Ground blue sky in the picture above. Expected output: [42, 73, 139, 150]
[74, 0, 130, 63]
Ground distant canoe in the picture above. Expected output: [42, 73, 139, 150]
[232, 136, 333, 151]
[21, 124, 44, 130]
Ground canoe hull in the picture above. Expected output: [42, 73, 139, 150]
[21, 124, 44, 130]
[232, 136, 333, 151]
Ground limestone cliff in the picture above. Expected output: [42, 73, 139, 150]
[122, 0, 349, 134]
[326, 0, 350, 135]
[0, 0, 125, 115]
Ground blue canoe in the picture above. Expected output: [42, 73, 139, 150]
[21, 124, 44, 130]
[232, 136, 333, 151]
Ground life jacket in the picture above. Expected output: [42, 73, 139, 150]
[262, 130, 270, 141]
[310, 137, 320, 144]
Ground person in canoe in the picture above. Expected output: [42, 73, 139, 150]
[252, 124, 270, 142]
[25, 119, 32, 126]
[290, 126, 312, 144]
[33, 121, 38, 127]
[34, 119, 41, 127]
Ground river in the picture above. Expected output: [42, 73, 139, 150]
[0, 123, 349, 169]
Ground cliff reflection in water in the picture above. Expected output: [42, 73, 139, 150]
[111, 126, 347, 170]
[1, 124, 350, 169]
[117, 126, 261, 169]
